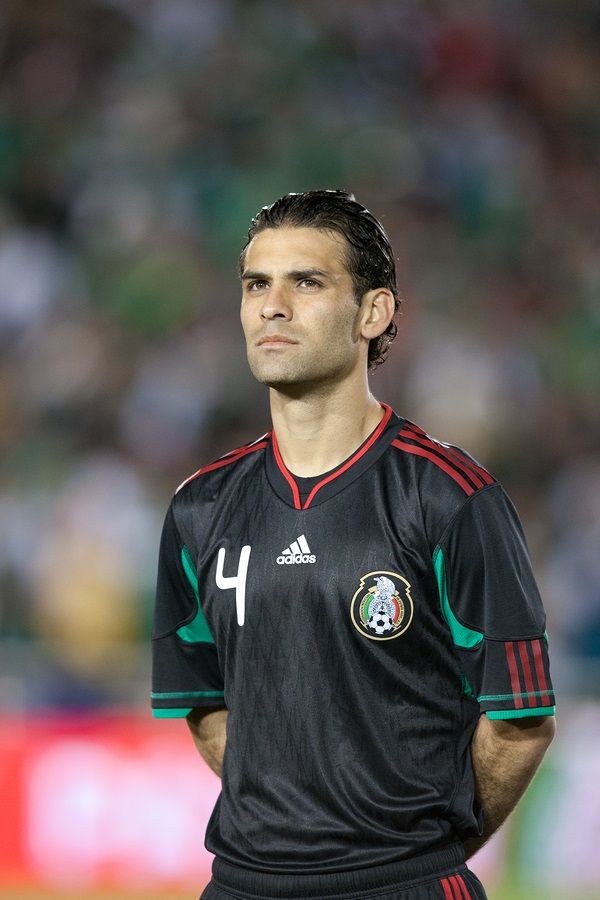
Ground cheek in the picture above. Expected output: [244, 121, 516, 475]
[240, 302, 254, 334]
[318, 303, 360, 345]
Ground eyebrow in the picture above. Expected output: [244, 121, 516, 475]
[241, 268, 331, 282]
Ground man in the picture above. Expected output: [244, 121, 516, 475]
[152, 190, 555, 900]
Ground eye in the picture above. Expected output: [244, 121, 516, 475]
[299, 278, 321, 289]
[247, 280, 268, 291]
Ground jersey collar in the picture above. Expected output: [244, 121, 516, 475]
[265, 403, 402, 510]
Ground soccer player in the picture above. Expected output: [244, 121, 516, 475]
[152, 190, 555, 899]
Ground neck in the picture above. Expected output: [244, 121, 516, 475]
[269, 373, 384, 477]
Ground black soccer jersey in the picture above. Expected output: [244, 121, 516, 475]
[152, 404, 555, 873]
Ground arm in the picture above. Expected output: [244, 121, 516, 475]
[464, 713, 555, 859]
[187, 707, 228, 777]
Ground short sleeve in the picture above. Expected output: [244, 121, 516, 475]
[151, 503, 225, 718]
[433, 484, 555, 720]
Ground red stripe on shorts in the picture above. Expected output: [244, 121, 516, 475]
[454, 872, 472, 899]
[440, 876, 455, 900]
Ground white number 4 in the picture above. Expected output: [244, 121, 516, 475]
[216, 546, 251, 626]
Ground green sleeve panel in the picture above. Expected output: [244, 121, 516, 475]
[177, 546, 215, 644]
[432, 546, 483, 649]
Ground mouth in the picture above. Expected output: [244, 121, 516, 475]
[257, 335, 298, 346]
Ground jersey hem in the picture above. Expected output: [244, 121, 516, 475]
[210, 841, 465, 883]
[153, 708, 192, 718]
[151, 690, 225, 699]
[478, 690, 554, 703]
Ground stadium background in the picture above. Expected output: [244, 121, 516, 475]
[0, 1, 598, 898]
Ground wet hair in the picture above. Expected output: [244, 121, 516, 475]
[239, 189, 401, 369]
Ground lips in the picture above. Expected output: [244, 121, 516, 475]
[257, 335, 297, 346]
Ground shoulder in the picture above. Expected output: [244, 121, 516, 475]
[174, 432, 271, 501]
[389, 418, 498, 543]
[390, 419, 496, 497]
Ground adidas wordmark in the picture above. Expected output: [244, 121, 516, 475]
[276, 534, 316, 565]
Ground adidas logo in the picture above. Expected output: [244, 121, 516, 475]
[276, 534, 316, 565]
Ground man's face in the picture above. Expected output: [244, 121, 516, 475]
[240, 226, 365, 391]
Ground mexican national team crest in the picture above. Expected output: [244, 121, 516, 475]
[350, 571, 414, 641]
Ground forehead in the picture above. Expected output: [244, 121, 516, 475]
[242, 226, 349, 275]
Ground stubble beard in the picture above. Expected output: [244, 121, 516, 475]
[247, 343, 356, 395]
[247, 348, 318, 390]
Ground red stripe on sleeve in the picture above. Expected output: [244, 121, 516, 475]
[391, 440, 475, 495]
[442, 445, 494, 486]
[517, 640, 536, 706]
[531, 638, 553, 705]
[440, 877, 455, 900]
[403, 422, 494, 485]
[197, 443, 268, 476]
[177, 441, 268, 490]
[505, 641, 524, 708]
[399, 429, 485, 489]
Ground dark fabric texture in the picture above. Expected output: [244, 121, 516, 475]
[152, 407, 553, 874]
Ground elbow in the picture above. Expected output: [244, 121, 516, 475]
[484, 711, 556, 749]
[537, 713, 556, 748]
[525, 715, 556, 767]
[512, 712, 557, 752]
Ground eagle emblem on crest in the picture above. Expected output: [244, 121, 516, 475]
[350, 571, 414, 641]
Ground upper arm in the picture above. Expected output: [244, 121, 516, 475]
[187, 707, 228, 776]
[433, 484, 556, 721]
[187, 707, 228, 743]
[484, 713, 556, 744]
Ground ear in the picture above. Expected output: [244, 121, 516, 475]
[358, 288, 395, 342]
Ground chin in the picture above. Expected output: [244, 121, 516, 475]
[247, 352, 347, 390]
[253, 370, 302, 389]
[247, 356, 300, 387]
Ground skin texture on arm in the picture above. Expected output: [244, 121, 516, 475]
[186, 707, 228, 778]
[464, 713, 556, 859]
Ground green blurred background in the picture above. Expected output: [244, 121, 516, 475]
[0, 0, 599, 896]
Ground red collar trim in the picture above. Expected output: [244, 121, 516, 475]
[271, 403, 393, 511]
[271, 432, 302, 509]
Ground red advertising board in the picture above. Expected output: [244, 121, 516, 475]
[0, 713, 219, 893]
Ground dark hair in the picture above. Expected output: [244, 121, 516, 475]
[239, 190, 401, 369]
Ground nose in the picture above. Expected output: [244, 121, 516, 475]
[260, 283, 292, 321]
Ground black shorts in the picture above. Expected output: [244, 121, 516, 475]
[200, 844, 487, 900]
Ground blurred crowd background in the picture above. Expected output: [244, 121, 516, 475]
[0, 0, 598, 721]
